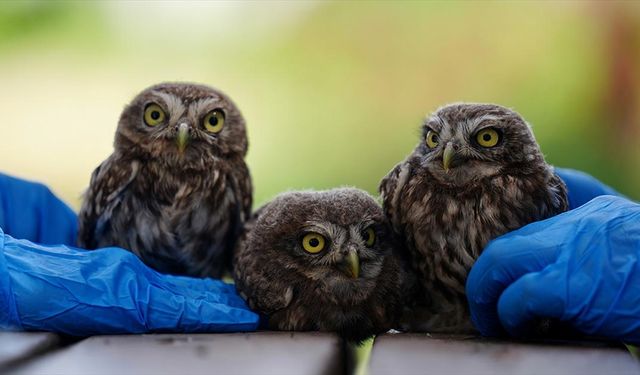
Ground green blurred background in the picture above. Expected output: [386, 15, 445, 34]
[0, 0, 638, 210]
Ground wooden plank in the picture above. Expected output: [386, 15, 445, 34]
[0, 332, 60, 370]
[10, 332, 345, 375]
[369, 333, 640, 375]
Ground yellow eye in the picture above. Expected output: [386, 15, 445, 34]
[476, 128, 501, 148]
[144, 104, 165, 126]
[302, 233, 326, 254]
[425, 130, 439, 148]
[203, 109, 225, 133]
[363, 227, 376, 247]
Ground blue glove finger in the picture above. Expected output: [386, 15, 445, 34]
[468, 196, 640, 342]
[0, 173, 77, 246]
[467, 195, 629, 336]
[147, 273, 250, 310]
[466, 226, 563, 336]
[143, 282, 258, 333]
[555, 168, 621, 209]
[468, 167, 623, 335]
[497, 266, 567, 337]
[0, 229, 259, 335]
[498, 199, 640, 343]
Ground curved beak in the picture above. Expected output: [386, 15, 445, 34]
[442, 142, 467, 172]
[177, 123, 190, 154]
[340, 251, 360, 279]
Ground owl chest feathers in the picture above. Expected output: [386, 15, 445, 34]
[130, 161, 228, 224]
[401, 169, 562, 299]
[273, 272, 400, 340]
[103, 158, 240, 276]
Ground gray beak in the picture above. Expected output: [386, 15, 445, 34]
[339, 250, 360, 279]
[177, 123, 189, 153]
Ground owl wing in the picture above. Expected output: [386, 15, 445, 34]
[245, 277, 294, 316]
[379, 159, 413, 235]
[221, 160, 253, 269]
[234, 267, 293, 316]
[222, 160, 252, 244]
[545, 169, 569, 216]
[77, 156, 140, 249]
[230, 160, 253, 225]
[233, 204, 294, 316]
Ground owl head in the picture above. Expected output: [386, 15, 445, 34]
[416, 103, 544, 185]
[114, 82, 247, 165]
[251, 188, 392, 300]
[235, 188, 405, 340]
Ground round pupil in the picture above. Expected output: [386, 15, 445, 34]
[208, 115, 218, 126]
[309, 238, 320, 247]
[151, 111, 161, 120]
[482, 133, 492, 142]
[364, 232, 370, 241]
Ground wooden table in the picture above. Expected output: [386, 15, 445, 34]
[369, 333, 640, 375]
[2, 331, 638, 375]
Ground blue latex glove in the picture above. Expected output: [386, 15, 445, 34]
[466, 195, 640, 344]
[0, 172, 259, 335]
[0, 173, 77, 245]
[467, 168, 638, 344]
[0, 233, 259, 335]
[554, 167, 621, 209]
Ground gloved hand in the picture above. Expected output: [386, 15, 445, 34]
[466, 195, 640, 344]
[0, 229, 259, 335]
[554, 167, 621, 209]
[0, 172, 259, 335]
[0, 173, 77, 245]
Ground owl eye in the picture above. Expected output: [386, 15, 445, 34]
[363, 227, 376, 247]
[144, 104, 166, 127]
[425, 130, 439, 149]
[476, 128, 501, 148]
[203, 109, 225, 133]
[302, 233, 326, 254]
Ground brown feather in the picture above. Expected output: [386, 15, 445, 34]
[233, 188, 411, 342]
[380, 103, 568, 332]
[78, 82, 252, 278]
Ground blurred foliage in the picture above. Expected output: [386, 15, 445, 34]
[353, 337, 373, 375]
[0, 0, 638, 209]
[0, 1, 107, 50]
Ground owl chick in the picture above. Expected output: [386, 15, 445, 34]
[380, 103, 568, 332]
[78, 82, 252, 278]
[233, 188, 408, 342]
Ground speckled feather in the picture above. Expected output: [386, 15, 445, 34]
[380, 103, 567, 332]
[78, 82, 252, 278]
[233, 188, 410, 342]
